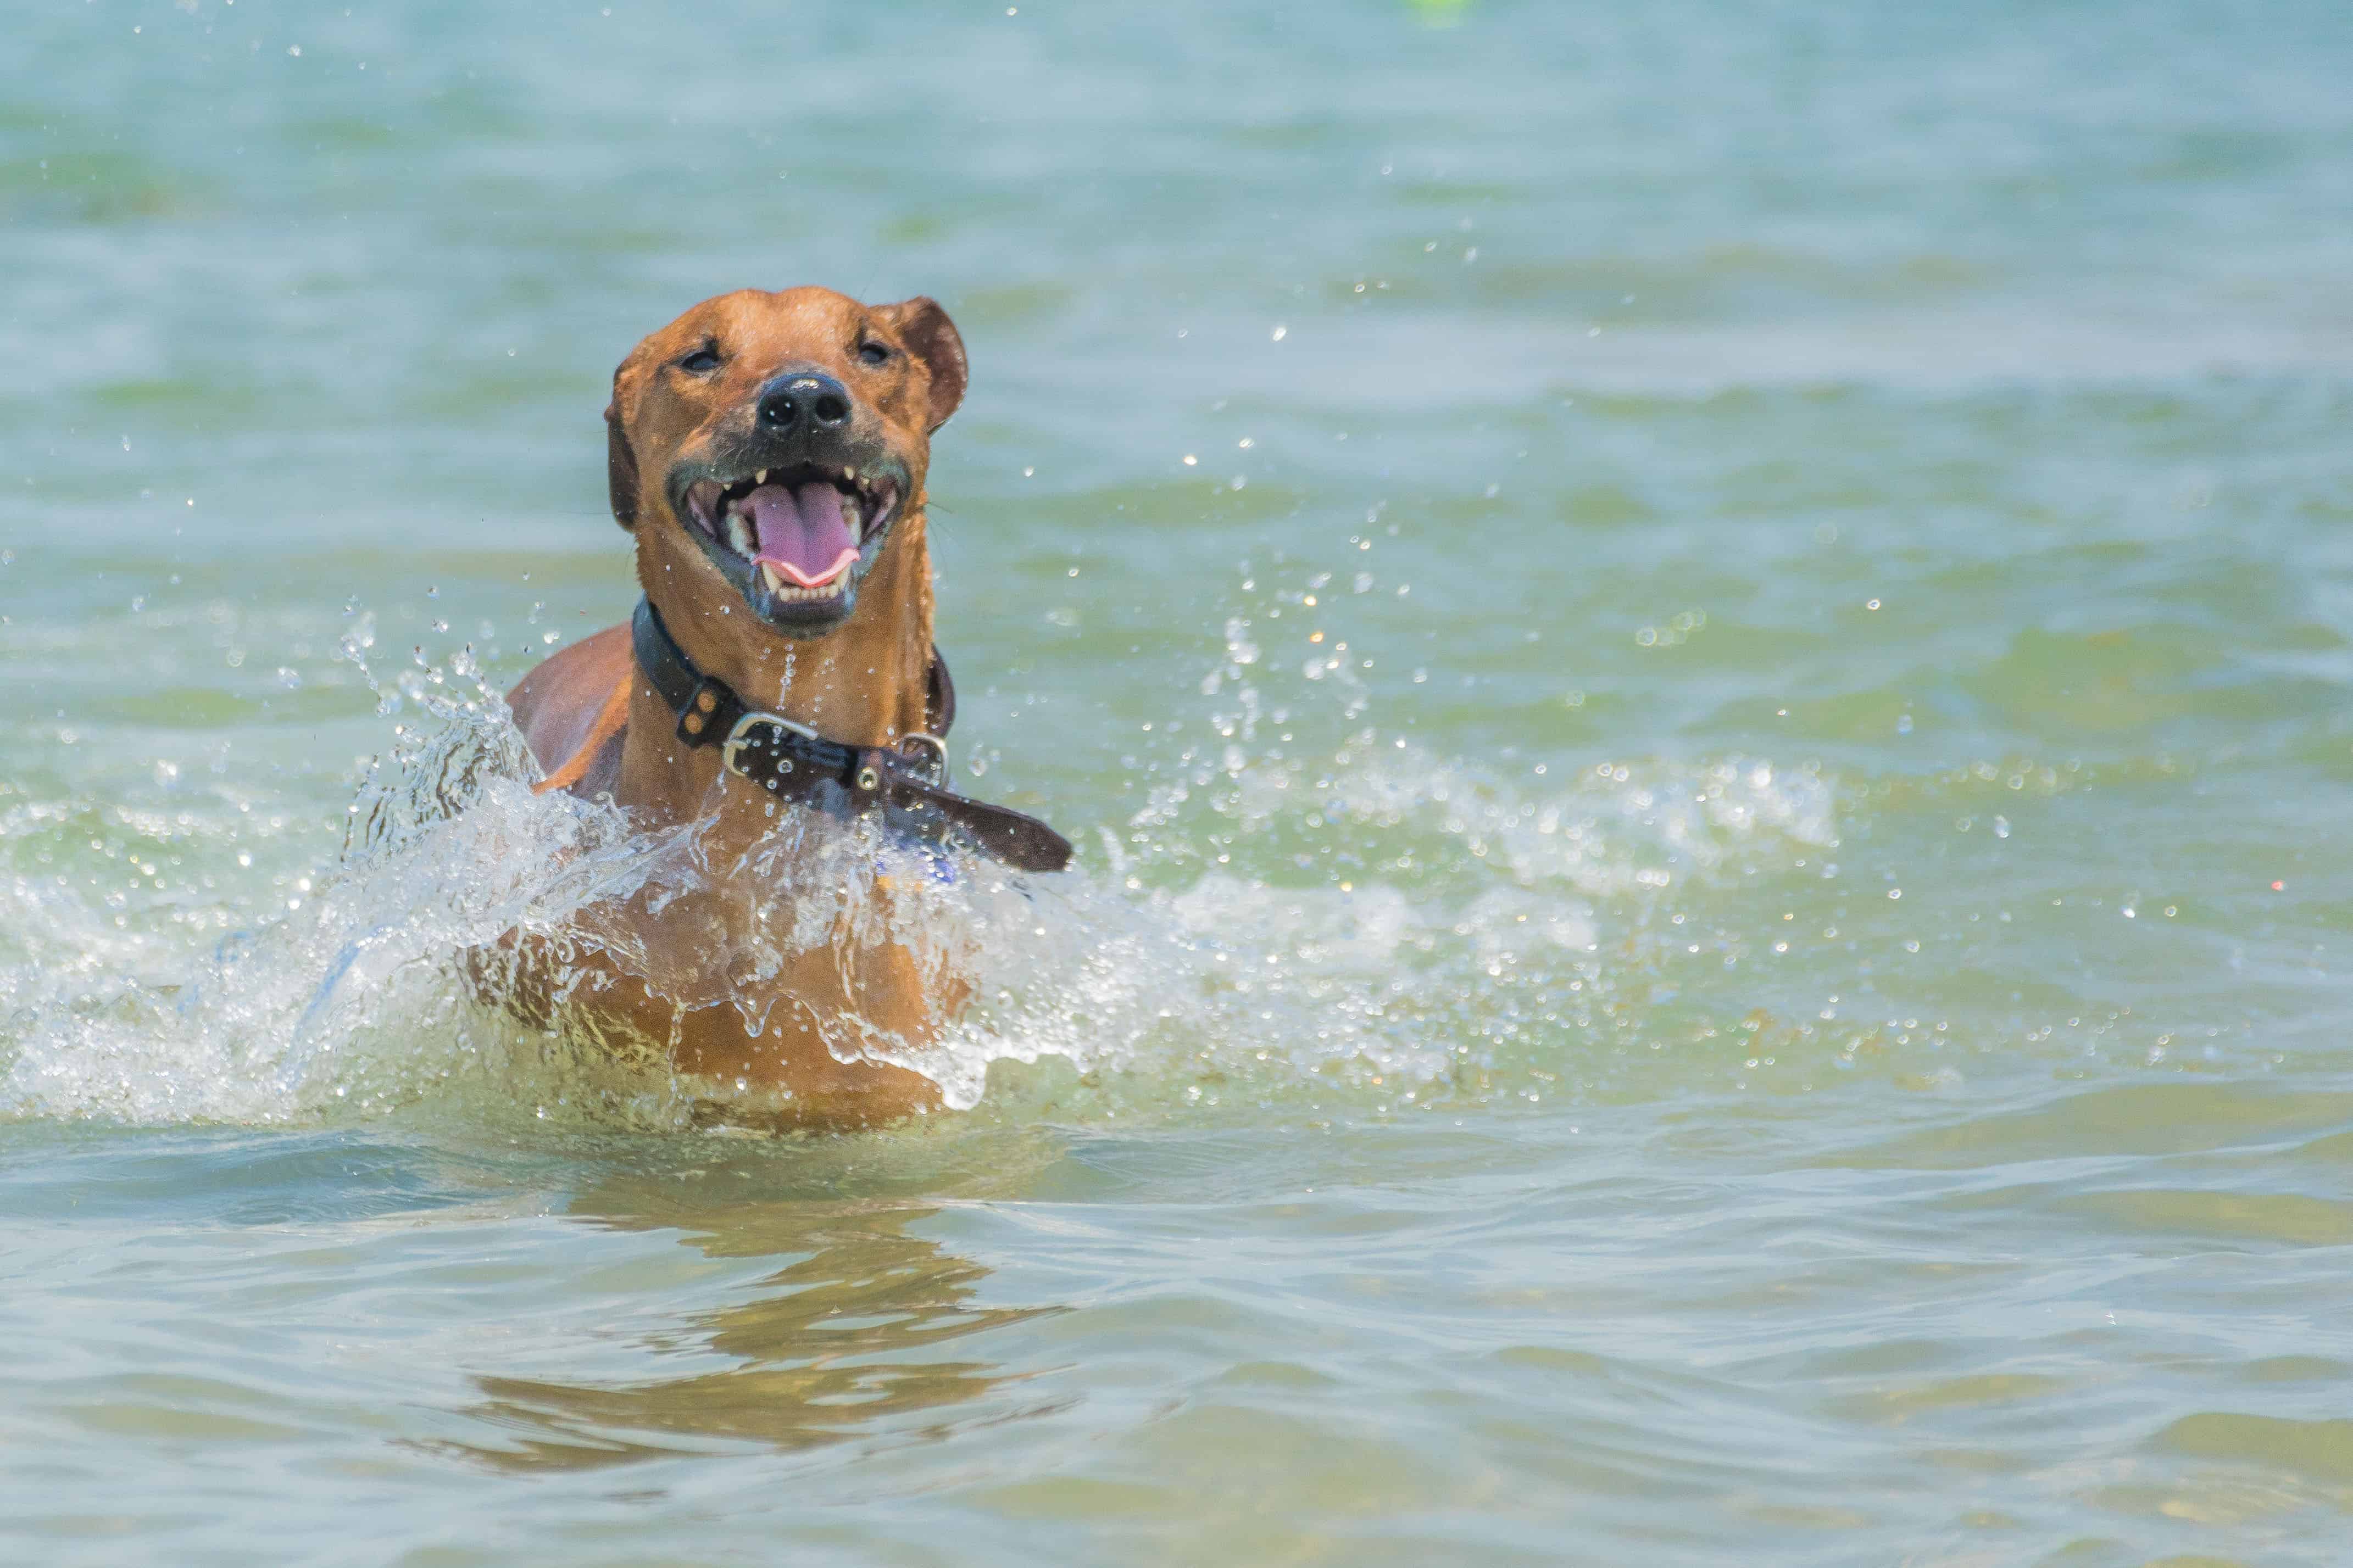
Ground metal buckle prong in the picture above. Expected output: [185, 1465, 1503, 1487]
[721, 710, 820, 778]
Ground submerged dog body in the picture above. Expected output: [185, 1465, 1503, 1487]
[500, 287, 1008, 1126]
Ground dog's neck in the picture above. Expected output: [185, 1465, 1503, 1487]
[620, 510, 936, 822]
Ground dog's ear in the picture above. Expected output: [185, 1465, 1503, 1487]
[604, 378, 639, 531]
[879, 297, 967, 432]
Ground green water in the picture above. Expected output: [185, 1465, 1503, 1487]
[7, 1, 2353, 1561]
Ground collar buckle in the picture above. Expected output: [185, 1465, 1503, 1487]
[721, 711, 820, 779]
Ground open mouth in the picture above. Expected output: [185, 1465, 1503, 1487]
[680, 463, 904, 618]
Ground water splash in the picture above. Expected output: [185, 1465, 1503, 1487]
[0, 629, 1838, 1130]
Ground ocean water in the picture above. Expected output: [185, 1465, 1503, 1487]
[6, 0, 2353, 1561]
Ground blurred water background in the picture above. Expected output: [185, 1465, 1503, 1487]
[5, 1, 2353, 1563]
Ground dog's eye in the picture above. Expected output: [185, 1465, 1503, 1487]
[856, 341, 891, 367]
[678, 346, 723, 373]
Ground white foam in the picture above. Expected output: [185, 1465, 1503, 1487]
[0, 643, 1842, 1129]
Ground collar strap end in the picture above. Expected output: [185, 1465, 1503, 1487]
[628, 595, 1073, 874]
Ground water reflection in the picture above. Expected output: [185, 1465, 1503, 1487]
[435, 1152, 1065, 1472]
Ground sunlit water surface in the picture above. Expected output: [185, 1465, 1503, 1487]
[6, 2, 2353, 1563]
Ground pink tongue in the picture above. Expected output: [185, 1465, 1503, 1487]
[746, 481, 858, 587]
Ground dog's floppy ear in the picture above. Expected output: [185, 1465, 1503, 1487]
[604, 370, 639, 530]
[880, 297, 967, 432]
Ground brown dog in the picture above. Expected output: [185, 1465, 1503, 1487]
[498, 286, 1064, 1128]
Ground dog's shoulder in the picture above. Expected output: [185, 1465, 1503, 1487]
[508, 623, 632, 796]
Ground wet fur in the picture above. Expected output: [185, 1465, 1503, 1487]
[498, 287, 974, 1128]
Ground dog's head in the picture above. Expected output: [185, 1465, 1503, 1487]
[604, 287, 966, 636]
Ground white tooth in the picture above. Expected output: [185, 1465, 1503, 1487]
[843, 466, 857, 483]
[761, 562, 784, 592]
[755, 469, 769, 484]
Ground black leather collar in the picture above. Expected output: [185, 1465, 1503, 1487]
[631, 598, 1072, 874]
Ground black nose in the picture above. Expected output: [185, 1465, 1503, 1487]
[756, 372, 852, 432]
